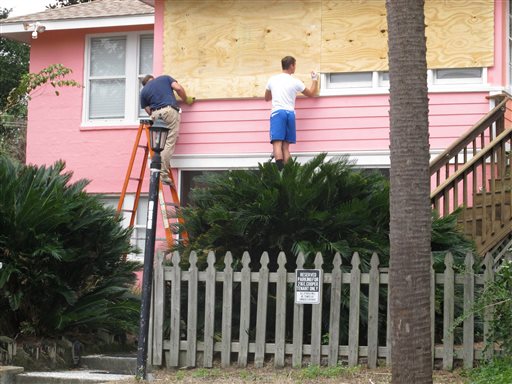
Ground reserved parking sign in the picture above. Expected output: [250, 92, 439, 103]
[295, 269, 322, 304]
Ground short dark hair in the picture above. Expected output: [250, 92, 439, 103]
[142, 75, 154, 86]
[281, 56, 296, 70]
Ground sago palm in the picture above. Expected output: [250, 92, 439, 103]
[0, 156, 140, 338]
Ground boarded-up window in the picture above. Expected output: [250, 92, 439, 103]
[163, 0, 493, 99]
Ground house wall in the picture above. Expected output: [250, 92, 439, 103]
[24, 0, 506, 196]
[26, 25, 152, 194]
[175, 92, 491, 157]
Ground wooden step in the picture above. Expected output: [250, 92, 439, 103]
[459, 203, 511, 224]
[492, 176, 512, 190]
[473, 189, 512, 206]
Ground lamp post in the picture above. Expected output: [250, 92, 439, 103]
[136, 118, 169, 380]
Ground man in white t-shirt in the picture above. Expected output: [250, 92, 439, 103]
[265, 56, 318, 170]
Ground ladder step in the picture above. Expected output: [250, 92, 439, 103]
[117, 120, 187, 250]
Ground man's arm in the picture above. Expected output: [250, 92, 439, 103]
[301, 71, 318, 97]
[171, 81, 188, 101]
[265, 89, 272, 101]
[172, 81, 195, 105]
[144, 106, 151, 116]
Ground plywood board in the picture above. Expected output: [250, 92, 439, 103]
[163, 0, 322, 99]
[321, 0, 388, 72]
[425, 0, 494, 69]
[162, 0, 494, 99]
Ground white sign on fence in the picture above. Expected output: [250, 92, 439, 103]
[295, 269, 322, 304]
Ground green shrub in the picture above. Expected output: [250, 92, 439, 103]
[473, 259, 512, 356]
[464, 357, 512, 384]
[0, 156, 140, 338]
[175, 154, 473, 269]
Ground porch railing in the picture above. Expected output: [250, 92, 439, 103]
[430, 95, 512, 255]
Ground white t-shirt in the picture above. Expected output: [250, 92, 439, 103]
[266, 73, 305, 113]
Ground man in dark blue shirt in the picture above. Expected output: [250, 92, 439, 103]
[140, 74, 194, 184]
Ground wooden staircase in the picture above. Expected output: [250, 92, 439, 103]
[430, 94, 512, 259]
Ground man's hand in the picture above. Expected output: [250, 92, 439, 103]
[185, 96, 195, 105]
[311, 71, 318, 81]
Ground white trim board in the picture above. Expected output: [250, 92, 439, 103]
[170, 150, 446, 170]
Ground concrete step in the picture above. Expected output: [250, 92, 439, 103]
[14, 370, 133, 384]
[80, 354, 137, 375]
[13, 355, 137, 384]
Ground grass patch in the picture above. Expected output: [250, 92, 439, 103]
[191, 368, 223, 378]
[175, 370, 186, 380]
[463, 357, 512, 384]
[294, 364, 360, 380]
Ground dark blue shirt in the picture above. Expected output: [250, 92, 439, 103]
[140, 75, 179, 111]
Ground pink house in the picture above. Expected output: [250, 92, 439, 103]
[1, 0, 510, 259]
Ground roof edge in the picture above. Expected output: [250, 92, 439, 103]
[0, 15, 154, 44]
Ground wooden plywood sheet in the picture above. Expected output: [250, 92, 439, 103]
[163, 0, 322, 99]
[321, 0, 388, 73]
[162, 0, 494, 99]
[425, 0, 494, 69]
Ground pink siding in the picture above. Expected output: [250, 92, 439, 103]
[153, 0, 164, 75]
[175, 92, 490, 155]
[25, 26, 152, 194]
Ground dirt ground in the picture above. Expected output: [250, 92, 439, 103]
[109, 365, 467, 383]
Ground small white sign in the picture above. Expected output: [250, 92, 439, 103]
[295, 269, 322, 304]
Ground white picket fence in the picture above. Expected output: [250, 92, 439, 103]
[148, 251, 496, 369]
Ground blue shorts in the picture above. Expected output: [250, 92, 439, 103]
[269, 109, 296, 143]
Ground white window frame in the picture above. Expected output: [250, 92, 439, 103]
[100, 194, 149, 263]
[82, 31, 153, 127]
[320, 67, 489, 96]
[431, 68, 485, 85]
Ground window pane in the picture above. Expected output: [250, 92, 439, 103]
[379, 71, 389, 86]
[133, 198, 148, 257]
[89, 79, 126, 119]
[139, 35, 154, 75]
[435, 68, 482, 80]
[180, 170, 227, 206]
[90, 37, 126, 76]
[328, 72, 372, 88]
[138, 77, 150, 117]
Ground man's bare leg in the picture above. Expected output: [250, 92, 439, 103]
[282, 141, 291, 163]
[272, 140, 284, 170]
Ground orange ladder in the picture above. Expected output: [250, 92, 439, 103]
[117, 119, 187, 248]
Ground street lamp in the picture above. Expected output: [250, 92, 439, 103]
[136, 118, 169, 380]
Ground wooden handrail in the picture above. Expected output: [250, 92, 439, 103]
[430, 127, 512, 200]
[430, 96, 509, 176]
[429, 95, 512, 255]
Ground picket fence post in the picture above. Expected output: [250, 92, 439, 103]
[203, 251, 216, 367]
[254, 252, 269, 368]
[186, 251, 198, 367]
[221, 252, 233, 368]
[238, 252, 251, 367]
[328, 253, 342, 366]
[168, 251, 181, 367]
[292, 252, 305, 368]
[443, 252, 455, 370]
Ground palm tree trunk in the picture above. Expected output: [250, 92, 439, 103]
[386, 1, 432, 383]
